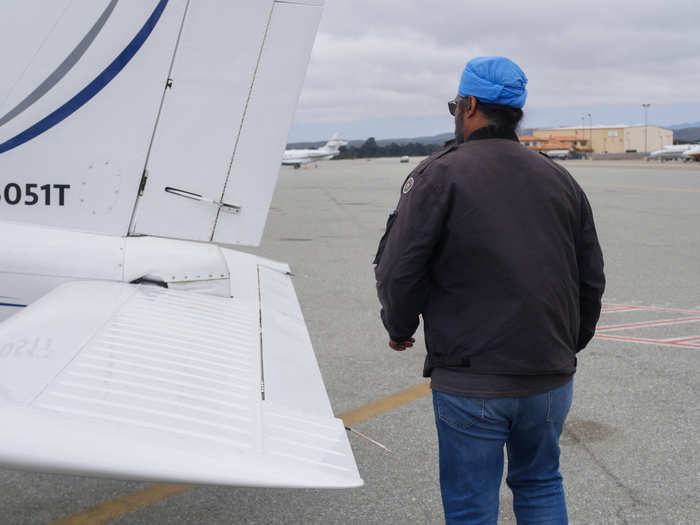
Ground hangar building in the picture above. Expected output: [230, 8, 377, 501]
[533, 125, 672, 154]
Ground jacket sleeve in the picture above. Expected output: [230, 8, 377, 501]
[374, 163, 450, 342]
[576, 191, 605, 351]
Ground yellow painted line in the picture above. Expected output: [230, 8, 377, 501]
[588, 183, 700, 194]
[338, 380, 431, 427]
[48, 483, 196, 525]
[50, 381, 432, 524]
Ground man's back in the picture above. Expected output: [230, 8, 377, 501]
[422, 138, 587, 375]
[375, 133, 604, 380]
[374, 56, 605, 523]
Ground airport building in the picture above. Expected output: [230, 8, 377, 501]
[532, 125, 673, 154]
[519, 135, 593, 158]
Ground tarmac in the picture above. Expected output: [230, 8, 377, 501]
[2, 157, 699, 524]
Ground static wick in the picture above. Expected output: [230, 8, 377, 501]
[345, 426, 393, 455]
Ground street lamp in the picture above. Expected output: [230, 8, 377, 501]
[642, 104, 651, 153]
[586, 113, 592, 157]
[587, 113, 592, 140]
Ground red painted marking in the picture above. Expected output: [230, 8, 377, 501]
[602, 303, 700, 316]
[601, 307, 644, 314]
[596, 316, 700, 332]
[602, 303, 638, 307]
[663, 335, 700, 344]
[596, 303, 700, 349]
[595, 334, 700, 349]
[602, 303, 637, 308]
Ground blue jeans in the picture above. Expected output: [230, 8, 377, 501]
[432, 380, 573, 525]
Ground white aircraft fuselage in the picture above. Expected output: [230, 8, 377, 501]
[0, 223, 232, 323]
[282, 134, 347, 168]
[543, 149, 571, 159]
[649, 144, 695, 160]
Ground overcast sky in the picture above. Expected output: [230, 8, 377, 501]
[288, 0, 700, 142]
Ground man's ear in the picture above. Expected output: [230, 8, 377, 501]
[465, 96, 478, 118]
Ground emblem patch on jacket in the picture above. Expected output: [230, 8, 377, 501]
[402, 176, 415, 194]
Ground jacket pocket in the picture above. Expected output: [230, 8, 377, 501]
[373, 210, 398, 264]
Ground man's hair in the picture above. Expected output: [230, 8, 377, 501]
[459, 98, 524, 132]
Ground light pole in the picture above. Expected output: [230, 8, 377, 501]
[587, 113, 592, 157]
[642, 103, 651, 153]
[587, 113, 592, 140]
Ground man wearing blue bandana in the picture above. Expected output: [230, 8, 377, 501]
[374, 57, 605, 524]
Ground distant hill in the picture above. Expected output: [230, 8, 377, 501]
[674, 127, 700, 143]
[373, 132, 453, 146]
[668, 121, 700, 130]
[286, 131, 455, 150]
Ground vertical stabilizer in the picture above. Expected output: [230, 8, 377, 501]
[130, 0, 323, 246]
[0, 0, 189, 235]
[323, 133, 347, 152]
[212, 1, 323, 246]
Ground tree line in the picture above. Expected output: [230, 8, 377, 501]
[333, 137, 444, 159]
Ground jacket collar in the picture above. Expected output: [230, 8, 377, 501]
[466, 126, 519, 143]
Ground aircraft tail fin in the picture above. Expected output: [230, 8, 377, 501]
[132, 1, 323, 247]
[0, 0, 188, 236]
[0, 1, 324, 248]
[323, 132, 348, 152]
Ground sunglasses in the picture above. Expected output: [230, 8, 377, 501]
[448, 98, 458, 116]
[448, 96, 474, 116]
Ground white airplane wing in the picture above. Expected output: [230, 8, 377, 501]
[0, 251, 361, 488]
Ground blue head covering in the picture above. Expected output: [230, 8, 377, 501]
[458, 56, 528, 108]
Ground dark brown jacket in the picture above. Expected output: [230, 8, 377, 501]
[374, 127, 605, 377]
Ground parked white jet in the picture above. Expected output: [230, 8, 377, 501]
[0, 0, 361, 489]
[649, 144, 695, 160]
[282, 133, 348, 168]
[682, 145, 700, 161]
[543, 149, 571, 160]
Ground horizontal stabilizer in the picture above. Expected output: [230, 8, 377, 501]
[0, 269, 361, 487]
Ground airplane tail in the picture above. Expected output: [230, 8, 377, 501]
[323, 133, 348, 152]
[0, 0, 322, 247]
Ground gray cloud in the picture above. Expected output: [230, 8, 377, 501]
[293, 0, 700, 132]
